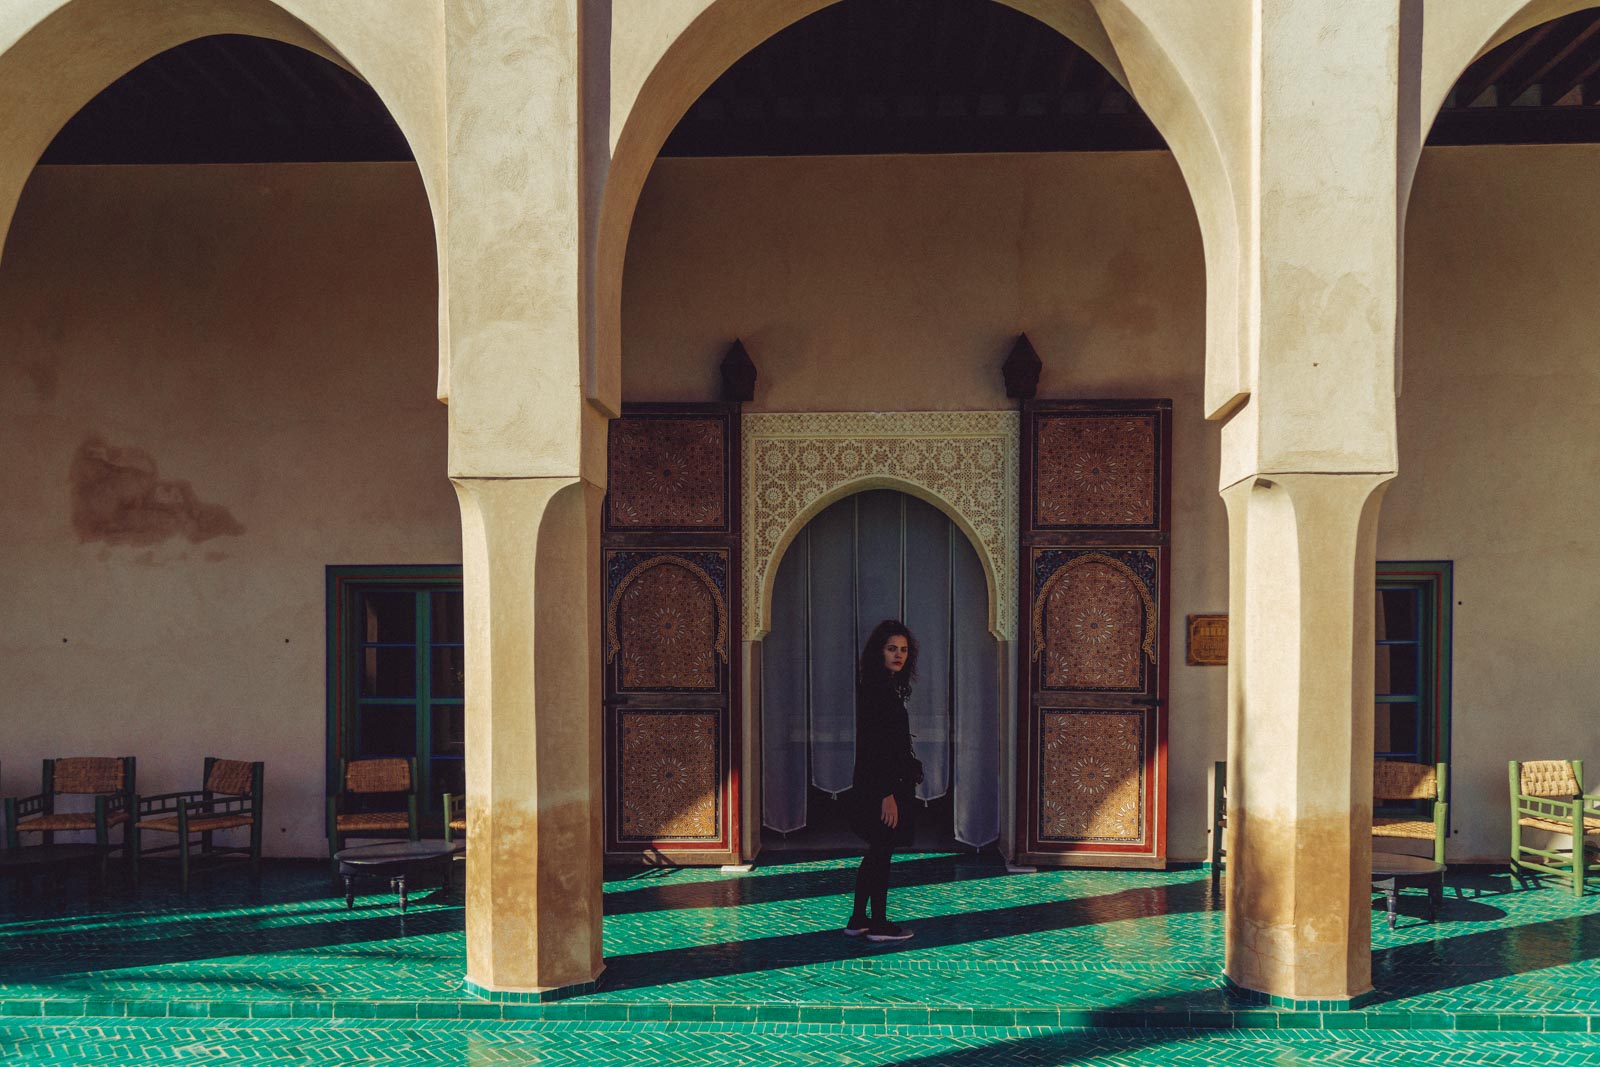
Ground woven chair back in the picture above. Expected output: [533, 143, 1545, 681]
[1373, 759, 1436, 801]
[54, 757, 125, 795]
[346, 758, 411, 794]
[206, 759, 257, 797]
[1520, 759, 1579, 798]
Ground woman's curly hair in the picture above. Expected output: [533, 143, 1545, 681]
[858, 618, 918, 695]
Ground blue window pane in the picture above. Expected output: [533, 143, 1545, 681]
[1375, 644, 1418, 696]
[358, 705, 416, 757]
[1375, 702, 1420, 757]
[432, 647, 465, 698]
[1375, 587, 1419, 641]
[358, 591, 415, 644]
[361, 647, 415, 698]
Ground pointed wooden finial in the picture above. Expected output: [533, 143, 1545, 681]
[721, 338, 757, 403]
[1002, 333, 1042, 399]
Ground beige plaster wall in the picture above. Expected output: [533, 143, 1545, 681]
[1389, 143, 1600, 863]
[622, 152, 1231, 860]
[623, 146, 1600, 864]
[0, 162, 452, 858]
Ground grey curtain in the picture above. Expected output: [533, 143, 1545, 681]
[761, 489, 1000, 846]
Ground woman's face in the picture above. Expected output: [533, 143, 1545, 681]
[881, 634, 909, 674]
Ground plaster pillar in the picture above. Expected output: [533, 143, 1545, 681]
[442, 0, 610, 994]
[1216, 0, 1414, 1003]
[1222, 473, 1389, 1002]
[455, 475, 604, 995]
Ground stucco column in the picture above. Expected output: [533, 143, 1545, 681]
[1214, 1, 1414, 1004]
[1221, 472, 1389, 1003]
[454, 475, 604, 995]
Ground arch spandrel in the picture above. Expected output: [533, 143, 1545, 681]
[743, 411, 1019, 642]
[598, 0, 1237, 420]
[0, 0, 446, 390]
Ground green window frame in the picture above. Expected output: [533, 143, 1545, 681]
[1375, 561, 1454, 818]
[326, 565, 463, 833]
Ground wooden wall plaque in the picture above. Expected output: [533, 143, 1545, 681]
[1186, 614, 1228, 666]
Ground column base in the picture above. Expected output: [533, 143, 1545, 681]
[1222, 975, 1376, 1012]
[463, 974, 603, 1004]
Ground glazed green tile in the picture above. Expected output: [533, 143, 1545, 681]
[1544, 1015, 1586, 1031]
[927, 1007, 972, 1026]
[885, 1006, 930, 1026]
[1405, 1011, 1452, 1030]
[1013, 1008, 1059, 1027]
[671, 1004, 716, 1022]
[711, 1004, 757, 1023]
[248, 1001, 292, 1018]
[206, 1000, 251, 1018]
[970, 1008, 1014, 1027]
[1277, 1012, 1322, 1028]
[627, 1003, 671, 1022]
[840, 1006, 885, 1025]
[584, 1003, 631, 1021]
[797, 1006, 843, 1024]
[1319, 1012, 1368, 1029]
[415, 1002, 459, 1019]
[1456, 1013, 1499, 1030]
[1230, 1010, 1281, 1029]
[126, 1002, 166, 1018]
[40, 1001, 82, 1017]
[1365, 1011, 1413, 1029]
[1189, 1011, 1233, 1029]
[457, 1001, 502, 1020]
[501, 1004, 544, 1020]
[1499, 1013, 1544, 1032]
[755, 1005, 799, 1024]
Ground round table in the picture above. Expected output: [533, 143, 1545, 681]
[1371, 852, 1445, 929]
[334, 841, 456, 912]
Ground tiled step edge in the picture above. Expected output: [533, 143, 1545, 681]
[0, 999, 1593, 1034]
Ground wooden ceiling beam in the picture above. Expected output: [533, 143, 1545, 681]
[1457, 20, 1558, 106]
[1530, 15, 1600, 104]
[1500, 13, 1600, 106]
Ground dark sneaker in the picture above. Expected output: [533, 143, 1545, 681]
[843, 916, 871, 936]
[865, 922, 914, 942]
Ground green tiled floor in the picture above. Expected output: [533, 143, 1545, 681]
[3, 852, 1600, 1063]
[6, 1017, 1600, 1067]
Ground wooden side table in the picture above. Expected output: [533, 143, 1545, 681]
[1371, 852, 1445, 929]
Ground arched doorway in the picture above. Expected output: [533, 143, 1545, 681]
[763, 489, 1000, 851]
[0, 30, 448, 856]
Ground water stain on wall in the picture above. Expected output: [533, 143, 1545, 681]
[70, 435, 245, 546]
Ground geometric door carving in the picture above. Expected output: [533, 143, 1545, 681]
[1018, 400, 1171, 866]
[602, 404, 741, 861]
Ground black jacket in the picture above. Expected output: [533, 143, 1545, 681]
[852, 677, 916, 800]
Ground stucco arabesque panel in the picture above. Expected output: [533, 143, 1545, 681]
[743, 411, 1019, 642]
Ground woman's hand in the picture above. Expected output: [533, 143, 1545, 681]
[880, 794, 899, 829]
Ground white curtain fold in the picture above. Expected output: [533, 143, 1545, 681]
[762, 489, 999, 844]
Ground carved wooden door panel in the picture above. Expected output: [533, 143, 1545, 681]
[1017, 400, 1171, 867]
[602, 404, 740, 862]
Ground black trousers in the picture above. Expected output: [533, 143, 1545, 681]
[850, 791, 913, 922]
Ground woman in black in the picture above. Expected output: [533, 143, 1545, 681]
[844, 619, 921, 942]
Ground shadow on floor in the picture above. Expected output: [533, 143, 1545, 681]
[598, 873, 1217, 993]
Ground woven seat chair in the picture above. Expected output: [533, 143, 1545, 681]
[1510, 759, 1599, 896]
[133, 758, 264, 893]
[1208, 761, 1227, 892]
[1373, 760, 1448, 864]
[443, 792, 467, 848]
[327, 758, 418, 864]
[5, 757, 136, 860]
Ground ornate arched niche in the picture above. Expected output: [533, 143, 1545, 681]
[742, 411, 1019, 641]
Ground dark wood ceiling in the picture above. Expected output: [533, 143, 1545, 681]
[40, 35, 411, 164]
[36, 3, 1600, 165]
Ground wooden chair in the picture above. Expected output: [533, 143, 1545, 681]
[1208, 761, 1226, 892]
[443, 792, 466, 847]
[1373, 760, 1448, 864]
[5, 757, 135, 860]
[327, 758, 418, 865]
[133, 758, 264, 893]
[1510, 759, 1599, 896]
